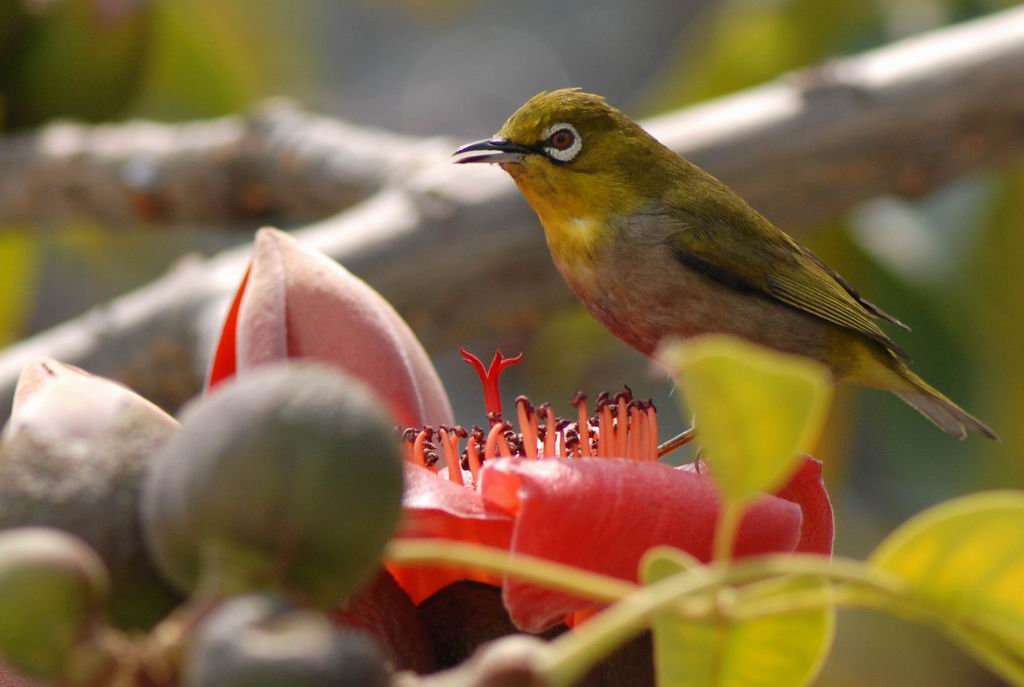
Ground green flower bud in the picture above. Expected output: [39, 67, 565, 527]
[0, 528, 109, 681]
[142, 363, 404, 608]
[184, 595, 390, 687]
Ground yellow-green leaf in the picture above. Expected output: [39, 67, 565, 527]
[658, 335, 832, 505]
[641, 548, 834, 687]
[0, 233, 36, 347]
[870, 491, 1024, 683]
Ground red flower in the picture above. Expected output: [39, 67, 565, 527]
[391, 351, 832, 631]
[209, 230, 834, 635]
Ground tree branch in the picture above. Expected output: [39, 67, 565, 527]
[0, 99, 446, 226]
[2, 6, 1024, 417]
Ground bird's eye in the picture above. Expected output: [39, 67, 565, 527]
[549, 129, 574, 151]
[541, 122, 582, 163]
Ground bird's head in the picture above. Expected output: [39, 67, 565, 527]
[455, 88, 672, 221]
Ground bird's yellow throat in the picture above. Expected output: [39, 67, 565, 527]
[503, 161, 639, 270]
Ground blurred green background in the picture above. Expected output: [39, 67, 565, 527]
[1, 0, 1021, 684]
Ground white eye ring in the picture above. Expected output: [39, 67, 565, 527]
[542, 122, 582, 162]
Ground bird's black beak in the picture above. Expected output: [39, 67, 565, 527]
[453, 138, 536, 164]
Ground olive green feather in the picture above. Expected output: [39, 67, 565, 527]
[660, 163, 911, 361]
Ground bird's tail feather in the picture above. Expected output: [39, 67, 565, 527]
[895, 372, 998, 440]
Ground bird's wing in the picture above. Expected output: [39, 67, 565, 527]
[664, 207, 909, 360]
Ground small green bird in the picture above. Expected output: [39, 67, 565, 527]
[455, 88, 996, 440]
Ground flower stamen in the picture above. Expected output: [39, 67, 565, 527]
[484, 421, 508, 459]
[438, 427, 464, 485]
[646, 402, 659, 462]
[627, 403, 642, 460]
[413, 428, 433, 470]
[400, 351, 679, 481]
[466, 426, 484, 482]
[516, 396, 538, 459]
[572, 392, 593, 458]
[540, 403, 557, 458]
[598, 395, 613, 459]
[615, 390, 630, 458]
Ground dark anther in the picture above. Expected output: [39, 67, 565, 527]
[596, 391, 611, 407]
[504, 431, 521, 454]
[455, 425, 469, 438]
[425, 452, 440, 467]
[515, 395, 534, 413]
[571, 391, 587, 406]
[401, 427, 418, 442]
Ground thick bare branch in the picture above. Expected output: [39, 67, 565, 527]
[1, 6, 1024, 417]
[0, 100, 448, 226]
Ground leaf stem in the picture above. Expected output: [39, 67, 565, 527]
[713, 501, 744, 564]
[384, 540, 637, 604]
[540, 568, 711, 686]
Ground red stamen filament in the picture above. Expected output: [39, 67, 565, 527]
[646, 404, 659, 462]
[573, 394, 593, 458]
[413, 429, 432, 470]
[541, 404, 556, 458]
[466, 432, 483, 482]
[615, 395, 629, 458]
[485, 422, 514, 459]
[627, 405, 641, 460]
[516, 397, 538, 459]
[598, 403, 613, 458]
[438, 427, 463, 485]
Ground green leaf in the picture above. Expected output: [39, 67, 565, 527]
[0, 233, 36, 346]
[658, 335, 832, 505]
[641, 548, 834, 687]
[870, 491, 1024, 683]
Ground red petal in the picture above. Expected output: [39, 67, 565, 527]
[389, 464, 514, 604]
[683, 456, 834, 556]
[773, 457, 834, 555]
[206, 265, 250, 388]
[478, 458, 803, 632]
[230, 228, 453, 427]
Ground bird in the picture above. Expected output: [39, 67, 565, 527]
[454, 88, 996, 440]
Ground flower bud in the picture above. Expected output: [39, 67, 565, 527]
[0, 528, 109, 682]
[0, 359, 181, 630]
[142, 363, 404, 608]
[184, 595, 390, 687]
